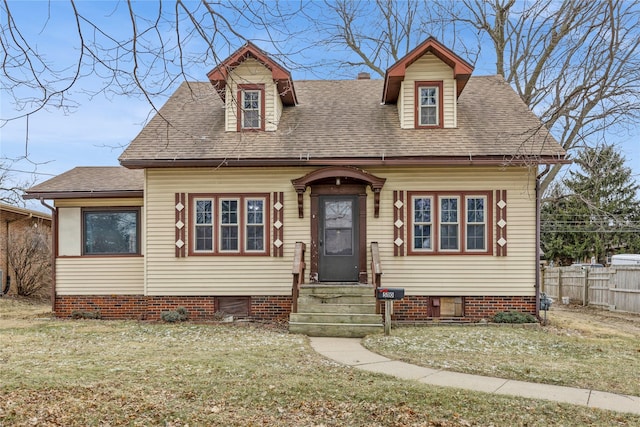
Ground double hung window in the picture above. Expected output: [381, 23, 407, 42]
[191, 194, 268, 255]
[415, 81, 443, 128]
[237, 84, 265, 131]
[409, 192, 491, 255]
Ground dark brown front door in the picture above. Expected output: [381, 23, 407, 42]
[318, 195, 359, 282]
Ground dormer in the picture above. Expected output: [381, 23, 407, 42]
[382, 37, 473, 129]
[207, 42, 297, 132]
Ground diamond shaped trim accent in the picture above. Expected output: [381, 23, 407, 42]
[395, 219, 404, 228]
[176, 202, 184, 211]
[497, 200, 507, 209]
[274, 201, 283, 211]
[274, 220, 283, 229]
[394, 200, 404, 209]
[175, 239, 185, 248]
[394, 238, 404, 247]
[274, 239, 283, 248]
[497, 219, 507, 228]
[176, 220, 184, 229]
[498, 238, 507, 247]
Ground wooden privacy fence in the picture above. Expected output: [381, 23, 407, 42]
[542, 266, 640, 314]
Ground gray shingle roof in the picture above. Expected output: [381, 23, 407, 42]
[119, 75, 565, 166]
[25, 167, 143, 198]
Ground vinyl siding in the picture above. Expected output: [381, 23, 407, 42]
[144, 166, 537, 297]
[224, 58, 282, 132]
[56, 257, 144, 295]
[145, 167, 312, 296]
[399, 53, 456, 129]
[366, 166, 537, 296]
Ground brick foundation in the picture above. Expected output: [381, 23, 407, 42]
[54, 295, 292, 322]
[384, 295, 537, 322]
[55, 294, 534, 323]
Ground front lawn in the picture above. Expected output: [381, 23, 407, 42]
[1, 298, 639, 426]
[364, 309, 640, 397]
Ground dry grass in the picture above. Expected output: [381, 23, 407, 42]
[1, 298, 639, 426]
[364, 306, 640, 397]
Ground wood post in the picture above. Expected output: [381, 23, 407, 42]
[384, 300, 392, 336]
[583, 267, 589, 306]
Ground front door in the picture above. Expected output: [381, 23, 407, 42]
[318, 195, 359, 282]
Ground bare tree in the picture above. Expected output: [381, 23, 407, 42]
[0, 158, 36, 205]
[7, 222, 52, 297]
[318, 0, 640, 194]
[2, 1, 639, 196]
[1, 1, 307, 126]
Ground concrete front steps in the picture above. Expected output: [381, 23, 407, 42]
[289, 284, 383, 337]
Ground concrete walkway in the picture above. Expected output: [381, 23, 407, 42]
[309, 337, 640, 415]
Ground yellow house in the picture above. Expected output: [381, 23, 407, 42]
[26, 38, 567, 335]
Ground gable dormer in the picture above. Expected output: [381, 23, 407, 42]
[382, 37, 473, 129]
[207, 42, 297, 132]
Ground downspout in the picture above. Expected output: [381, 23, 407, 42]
[39, 198, 57, 313]
[535, 165, 550, 319]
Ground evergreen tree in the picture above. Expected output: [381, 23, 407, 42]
[541, 145, 640, 265]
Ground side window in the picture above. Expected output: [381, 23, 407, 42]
[245, 198, 265, 252]
[194, 199, 214, 252]
[83, 209, 139, 255]
[412, 196, 433, 251]
[466, 196, 487, 251]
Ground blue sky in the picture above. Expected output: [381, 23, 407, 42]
[1, 1, 639, 205]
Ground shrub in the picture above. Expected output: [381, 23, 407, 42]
[492, 311, 537, 324]
[161, 307, 189, 322]
[71, 310, 101, 319]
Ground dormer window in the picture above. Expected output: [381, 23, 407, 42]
[238, 84, 265, 131]
[415, 81, 443, 128]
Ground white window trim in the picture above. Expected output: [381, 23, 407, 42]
[241, 89, 261, 129]
[465, 195, 488, 252]
[245, 197, 267, 253]
[219, 198, 240, 253]
[418, 85, 439, 127]
[193, 198, 215, 253]
[439, 196, 460, 252]
[411, 195, 434, 252]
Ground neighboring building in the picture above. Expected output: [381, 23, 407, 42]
[0, 203, 52, 295]
[25, 38, 567, 333]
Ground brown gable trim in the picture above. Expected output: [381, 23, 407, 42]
[24, 190, 144, 200]
[291, 166, 386, 218]
[207, 41, 297, 106]
[383, 36, 474, 104]
[121, 156, 570, 169]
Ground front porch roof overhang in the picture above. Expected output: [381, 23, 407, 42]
[291, 166, 386, 218]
